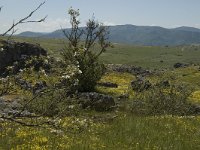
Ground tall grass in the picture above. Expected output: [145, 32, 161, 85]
[1, 115, 200, 150]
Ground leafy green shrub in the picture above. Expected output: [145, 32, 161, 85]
[63, 48, 106, 92]
[62, 8, 111, 92]
[131, 83, 195, 115]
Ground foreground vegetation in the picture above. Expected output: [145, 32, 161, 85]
[1, 114, 200, 150]
[1, 66, 200, 149]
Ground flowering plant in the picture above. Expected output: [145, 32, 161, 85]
[62, 8, 111, 92]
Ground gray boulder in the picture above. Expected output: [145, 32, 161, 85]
[15, 77, 32, 90]
[173, 62, 189, 68]
[32, 81, 47, 94]
[77, 92, 115, 111]
[0, 40, 47, 75]
[131, 76, 151, 92]
[107, 64, 152, 76]
[0, 96, 34, 117]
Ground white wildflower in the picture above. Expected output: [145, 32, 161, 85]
[7, 66, 13, 70]
[61, 75, 70, 79]
[74, 79, 79, 86]
[40, 69, 45, 73]
[40, 69, 47, 76]
[78, 69, 82, 74]
[68, 105, 75, 109]
[44, 59, 49, 64]
[50, 129, 63, 135]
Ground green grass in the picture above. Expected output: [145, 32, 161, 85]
[95, 115, 200, 150]
[4, 37, 200, 69]
[1, 69, 200, 149]
[101, 44, 200, 69]
[96, 72, 135, 97]
[1, 115, 200, 150]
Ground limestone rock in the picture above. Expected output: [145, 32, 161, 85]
[77, 92, 115, 111]
[0, 40, 47, 75]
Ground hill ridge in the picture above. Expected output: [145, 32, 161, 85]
[17, 24, 200, 46]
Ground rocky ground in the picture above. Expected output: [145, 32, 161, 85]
[0, 95, 33, 117]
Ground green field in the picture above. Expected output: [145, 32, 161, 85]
[1, 37, 200, 149]
[10, 36, 200, 69]
[102, 44, 200, 69]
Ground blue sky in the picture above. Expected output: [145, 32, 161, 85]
[0, 0, 200, 33]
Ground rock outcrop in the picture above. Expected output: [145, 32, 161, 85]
[0, 96, 33, 117]
[107, 64, 152, 76]
[77, 92, 115, 111]
[131, 76, 151, 92]
[0, 40, 47, 75]
[173, 62, 189, 68]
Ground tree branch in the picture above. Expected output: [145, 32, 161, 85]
[0, 115, 53, 127]
[0, 6, 3, 12]
[1, 1, 47, 36]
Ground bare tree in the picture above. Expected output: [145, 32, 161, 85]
[0, 1, 47, 37]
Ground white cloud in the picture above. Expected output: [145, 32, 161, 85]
[37, 18, 70, 31]
[0, 18, 119, 34]
[0, 18, 70, 34]
[18, 18, 70, 33]
[103, 21, 117, 26]
[194, 24, 200, 29]
[150, 24, 157, 26]
[168, 24, 200, 29]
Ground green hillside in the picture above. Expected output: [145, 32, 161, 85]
[10, 36, 200, 69]
[18, 25, 200, 46]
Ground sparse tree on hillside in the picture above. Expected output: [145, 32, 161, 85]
[62, 8, 112, 92]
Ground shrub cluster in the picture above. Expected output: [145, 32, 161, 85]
[131, 83, 195, 116]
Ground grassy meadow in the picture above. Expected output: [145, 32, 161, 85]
[10, 36, 200, 69]
[1, 37, 200, 149]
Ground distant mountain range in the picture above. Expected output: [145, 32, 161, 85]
[17, 25, 200, 46]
